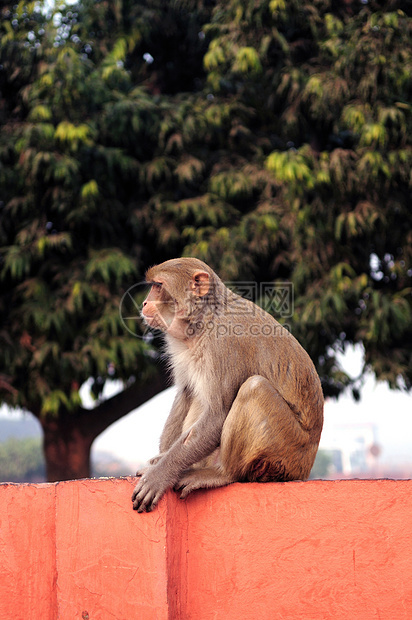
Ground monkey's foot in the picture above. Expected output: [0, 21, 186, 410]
[175, 467, 234, 499]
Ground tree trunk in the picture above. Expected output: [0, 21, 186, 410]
[39, 369, 170, 482]
[41, 414, 93, 482]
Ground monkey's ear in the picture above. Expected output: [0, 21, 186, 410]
[191, 271, 210, 297]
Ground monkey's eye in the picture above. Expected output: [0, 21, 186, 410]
[151, 282, 163, 295]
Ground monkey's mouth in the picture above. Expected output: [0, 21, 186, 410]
[141, 313, 168, 331]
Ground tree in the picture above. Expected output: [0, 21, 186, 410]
[0, 0, 220, 481]
[142, 0, 412, 397]
[0, 0, 411, 482]
[0, 0, 202, 480]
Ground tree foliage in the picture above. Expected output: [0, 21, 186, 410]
[0, 0, 411, 479]
[129, 0, 412, 396]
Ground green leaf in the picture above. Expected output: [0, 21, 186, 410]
[209, 171, 253, 202]
[85, 249, 136, 285]
[266, 150, 315, 191]
[36, 233, 72, 257]
[233, 47, 262, 75]
[1, 246, 31, 280]
[81, 180, 99, 199]
[28, 105, 52, 122]
[360, 123, 387, 148]
[55, 122, 95, 151]
[41, 390, 72, 415]
[204, 40, 226, 71]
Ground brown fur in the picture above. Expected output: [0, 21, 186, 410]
[132, 258, 323, 512]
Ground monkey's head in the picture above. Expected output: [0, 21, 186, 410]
[141, 258, 221, 336]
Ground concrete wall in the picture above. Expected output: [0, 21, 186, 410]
[1, 478, 411, 619]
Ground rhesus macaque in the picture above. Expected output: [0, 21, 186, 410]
[132, 258, 324, 512]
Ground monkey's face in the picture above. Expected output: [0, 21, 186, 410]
[142, 261, 213, 338]
[141, 282, 176, 332]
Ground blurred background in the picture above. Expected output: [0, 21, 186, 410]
[0, 0, 411, 483]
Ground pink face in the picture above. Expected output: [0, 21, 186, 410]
[141, 281, 176, 332]
[141, 266, 211, 339]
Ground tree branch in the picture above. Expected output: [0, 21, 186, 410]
[78, 365, 171, 441]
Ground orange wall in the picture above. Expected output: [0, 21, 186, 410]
[1, 479, 411, 620]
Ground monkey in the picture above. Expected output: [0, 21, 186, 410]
[131, 257, 324, 512]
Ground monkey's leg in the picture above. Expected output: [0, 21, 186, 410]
[221, 375, 318, 482]
[175, 413, 235, 498]
[175, 375, 317, 499]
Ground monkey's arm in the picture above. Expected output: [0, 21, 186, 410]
[135, 388, 192, 475]
[159, 387, 192, 452]
[132, 405, 225, 512]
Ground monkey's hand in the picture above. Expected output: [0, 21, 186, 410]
[135, 454, 163, 478]
[131, 463, 172, 513]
